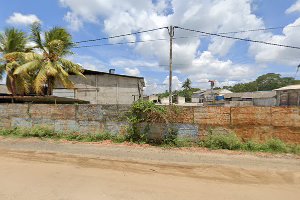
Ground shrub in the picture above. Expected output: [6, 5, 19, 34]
[242, 140, 262, 151]
[262, 138, 288, 153]
[162, 127, 178, 145]
[203, 133, 242, 150]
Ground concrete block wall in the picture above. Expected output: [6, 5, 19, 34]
[0, 104, 129, 134]
[0, 104, 299, 143]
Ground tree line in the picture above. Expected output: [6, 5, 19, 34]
[157, 73, 300, 102]
[0, 22, 84, 96]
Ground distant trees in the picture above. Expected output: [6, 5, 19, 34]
[223, 73, 300, 92]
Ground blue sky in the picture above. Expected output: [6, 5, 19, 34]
[1, 0, 300, 94]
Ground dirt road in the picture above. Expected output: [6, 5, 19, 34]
[0, 137, 299, 200]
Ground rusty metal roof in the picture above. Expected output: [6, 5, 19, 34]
[0, 95, 89, 104]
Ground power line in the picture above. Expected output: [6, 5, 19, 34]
[217, 25, 300, 35]
[74, 27, 168, 44]
[74, 38, 168, 48]
[175, 26, 300, 50]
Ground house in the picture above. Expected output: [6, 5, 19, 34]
[143, 94, 159, 103]
[191, 89, 232, 103]
[274, 84, 300, 106]
[223, 91, 276, 107]
[53, 69, 145, 105]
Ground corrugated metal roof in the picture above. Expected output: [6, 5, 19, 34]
[224, 91, 276, 99]
[274, 84, 300, 91]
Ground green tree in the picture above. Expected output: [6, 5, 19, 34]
[223, 73, 300, 93]
[0, 28, 31, 95]
[182, 78, 192, 90]
[14, 23, 84, 95]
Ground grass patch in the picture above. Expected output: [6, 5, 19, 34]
[0, 127, 299, 155]
[0, 127, 127, 143]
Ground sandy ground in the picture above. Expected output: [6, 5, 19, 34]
[0, 137, 299, 200]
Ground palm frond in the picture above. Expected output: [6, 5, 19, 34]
[45, 27, 73, 56]
[45, 61, 58, 76]
[14, 60, 41, 75]
[0, 28, 28, 54]
[34, 68, 47, 94]
[30, 22, 47, 53]
[59, 58, 85, 77]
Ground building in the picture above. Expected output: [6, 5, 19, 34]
[191, 89, 232, 103]
[54, 69, 145, 104]
[274, 85, 300, 106]
[143, 95, 159, 103]
[0, 84, 10, 95]
[223, 91, 276, 107]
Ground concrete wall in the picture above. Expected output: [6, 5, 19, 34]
[276, 90, 300, 106]
[0, 104, 299, 143]
[0, 104, 129, 134]
[54, 74, 143, 105]
[253, 98, 276, 107]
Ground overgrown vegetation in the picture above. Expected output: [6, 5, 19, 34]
[0, 126, 299, 155]
[0, 126, 127, 143]
[126, 100, 167, 143]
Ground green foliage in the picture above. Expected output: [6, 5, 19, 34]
[126, 100, 166, 143]
[202, 133, 242, 150]
[0, 126, 299, 155]
[162, 127, 178, 145]
[224, 73, 300, 92]
[261, 138, 288, 153]
[182, 78, 192, 90]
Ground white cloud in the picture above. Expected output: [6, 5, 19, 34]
[64, 12, 83, 31]
[67, 55, 107, 71]
[249, 18, 300, 67]
[286, 0, 300, 14]
[124, 67, 141, 76]
[60, 0, 300, 93]
[144, 75, 182, 95]
[6, 12, 41, 25]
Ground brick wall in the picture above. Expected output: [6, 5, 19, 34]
[0, 104, 299, 143]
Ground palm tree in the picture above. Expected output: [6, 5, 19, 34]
[182, 78, 192, 90]
[0, 28, 30, 95]
[14, 22, 84, 95]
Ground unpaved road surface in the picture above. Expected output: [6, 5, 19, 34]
[0, 137, 299, 200]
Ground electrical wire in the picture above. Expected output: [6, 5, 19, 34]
[175, 26, 300, 50]
[74, 27, 168, 44]
[73, 38, 168, 49]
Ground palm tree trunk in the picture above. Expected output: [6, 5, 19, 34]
[47, 78, 54, 96]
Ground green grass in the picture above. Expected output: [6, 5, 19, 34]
[0, 127, 299, 155]
[0, 127, 127, 143]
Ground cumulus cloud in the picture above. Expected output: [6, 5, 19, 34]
[124, 67, 141, 76]
[144, 75, 182, 95]
[60, 0, 300, 93]
[286, 0, 300, 14]
[6, 12, 41, 25]
[64, 12, 83, 31]
[67, 55, 107, 71]
[249, 18, 300, 67]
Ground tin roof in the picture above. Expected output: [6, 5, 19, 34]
[224, 91, 276, 99]
[274, 84, 300, 91]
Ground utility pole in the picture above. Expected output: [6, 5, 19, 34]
[168, 25, 175, 105]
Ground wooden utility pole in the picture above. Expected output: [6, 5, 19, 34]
[168, 26, 175, 105]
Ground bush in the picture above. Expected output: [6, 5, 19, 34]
[242, 140, 262, 151]
[203, 133, 242, 150]
[262, 138, 288, 153]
